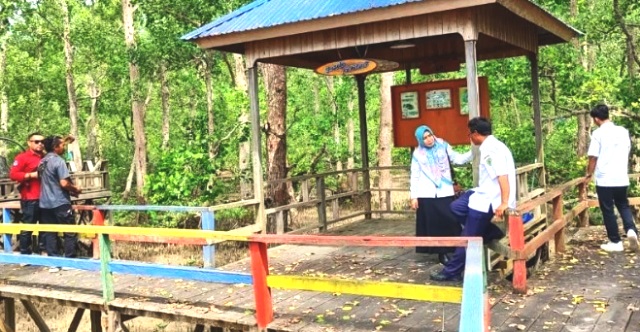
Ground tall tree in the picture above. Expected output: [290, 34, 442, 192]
[377, 73, 393, 210]
[262, 63, 289, 210]
[58, 0, 82, 169]
[122, 0, 147, 202]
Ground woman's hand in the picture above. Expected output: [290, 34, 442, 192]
[411, 199, 418, 210]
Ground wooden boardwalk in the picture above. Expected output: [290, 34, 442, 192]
[0, 219, 638, 331]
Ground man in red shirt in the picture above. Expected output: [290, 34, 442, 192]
[9, 132, 45, 254]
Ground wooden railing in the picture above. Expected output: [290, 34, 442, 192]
[0, 205, 490, 332]
[0, 160, 111, 202]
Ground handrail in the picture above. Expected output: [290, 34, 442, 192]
[0, 217, 490, 331]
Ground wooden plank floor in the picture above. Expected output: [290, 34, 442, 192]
[1, 219, 639, 331]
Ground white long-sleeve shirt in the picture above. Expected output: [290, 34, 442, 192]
[410, 145, 472, 199]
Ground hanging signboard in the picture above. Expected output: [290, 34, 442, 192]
[315, 59, 377, 76]
[391, 77, 490, 147]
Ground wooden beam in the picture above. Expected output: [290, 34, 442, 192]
[195, 0, 496, 49]
[0, 319, 14, 332]
[20, 300, 51, 332]
[355, 75, 372, 219]
[497, 0, 579, 43]
[90, 311, 101, 332]
[247, 66, 266, 233]
[68, 308, 85, 332]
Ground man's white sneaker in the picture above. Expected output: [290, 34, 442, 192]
[627, 230, 639, 251]
[600, 241, 624, 252]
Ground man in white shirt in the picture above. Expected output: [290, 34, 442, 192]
[431, 117, 516, 282]
[586, 104, 638, 252]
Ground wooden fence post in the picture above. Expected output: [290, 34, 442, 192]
[249, 242, 272, 331]
[3, 208, 12, 253]
[316, 176, 327, 232]
[202, 210, 216, 268]
[99, 233, 115, 302]
[577, 180, 589, 227]
[553, 194, 565, 253]
[92, 209, 104, 259]
[508, 211, 527, 293]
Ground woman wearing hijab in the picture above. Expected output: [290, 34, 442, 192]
[410, 125, 472, 264]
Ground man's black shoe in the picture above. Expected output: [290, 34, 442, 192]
[430, 270, 463, 282]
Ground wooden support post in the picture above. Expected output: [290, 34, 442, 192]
[90, 310, 101, 332]
[68, 308, 85, 332]
[107, 311, 128, 332]
[355, 74, 372, 219]
[249, 242, 273, 331]
[99, 233, 115, 302]
[3, 208, 12, 254]
[316, 176, 327, 231]
[0, 319, 14, 332]
[464, 39, 481, 187]
[201, 210, 216, 268]
[20, 300, 51, 332]
[247, 66, 267, 233]
[92, 209, 105, 259]
[553, 195, 566, 252]
[529, 53, 545, 177]
[508, 212, 527, 293]
[3, 298, 14, 332]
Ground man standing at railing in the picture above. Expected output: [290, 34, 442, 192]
[586, 104, 638, 252]
[9, 132, 45, 255]
[39, 136, 82, 260]
[431, 117, 516, 282]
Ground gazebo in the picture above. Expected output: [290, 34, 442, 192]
[183, 0, 581, 229]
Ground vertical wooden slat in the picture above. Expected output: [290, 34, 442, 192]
[107, 311, 121, 332]
[100, 234, 115, 302]
[553, 195, 566, 252]
[332, 199, 339, 221]
[385, 190, 392, 213]
[459, 239, 485, 331]
[201, 210, 216, 268]
[316, 177, 327, 232]
[92, 209, 104, 259]
[508, 212, 527, 293]
[276, 211, 285, 235]
[3, 208, 12, 254]
[301, 180, 309, 202]
[249, 242, 273, 331]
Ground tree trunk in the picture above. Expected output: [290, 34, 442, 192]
[0, 33, 8, 134]
[576, 112, 590, 157]
[347, 96, 355, 170]
[326, 77, 342, 171]
[160, 62, 171, 149]
[377, 73, 393, 211]
[261, 63, 289, 231]
[204, 52, 215, 159]
[122, 0, 147, 203]
[85, 76, 101, 161]
[59, 0, 82, 170]
[234, 54, 248, 92]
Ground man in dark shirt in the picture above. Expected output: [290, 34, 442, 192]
[9, 132, 45, 255]
[39, 136, 82, 257]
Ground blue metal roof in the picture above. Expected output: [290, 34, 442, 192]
[181, 0, 422, 41]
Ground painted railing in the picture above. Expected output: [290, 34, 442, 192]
[507, 173, 640, 293]
[0, 207, 490, 331]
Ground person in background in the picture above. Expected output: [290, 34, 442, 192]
[410, 125, 472, 264]
[586, 104, 638, 252]
[431, 117, 516, 282]
[9, 132, 45, 254]
[39, 135, 82, 259]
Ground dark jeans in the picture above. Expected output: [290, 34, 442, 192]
[596, 186, 638, 243]
[443, 191, 504, 277]
[19, 200, 40, 254]
[40, 204, 77, 258]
